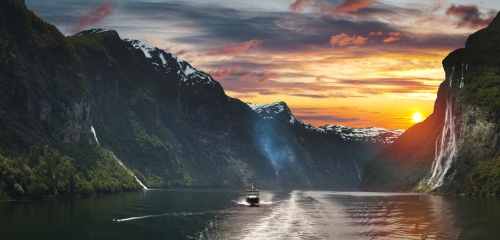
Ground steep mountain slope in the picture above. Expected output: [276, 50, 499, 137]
[69, 29, 275, 188]
[245, 102, 403, 188]
[360, 12, 500, 195]
[0, 0, 140, 198]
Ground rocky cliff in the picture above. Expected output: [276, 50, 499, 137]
[359, 12, 500, 195]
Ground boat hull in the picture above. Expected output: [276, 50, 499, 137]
[246, 197, 259, 205]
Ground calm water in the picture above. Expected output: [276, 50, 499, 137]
[2, 189, 500, 239]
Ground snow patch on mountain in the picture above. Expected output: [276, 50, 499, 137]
[247, 102, 404, 144]
[321, 125, 404, 143]
[248, 102, 300, 124]
[123, 39, 156, 58]
[122, 38, 216, 85]
[72, 28, 113, 37]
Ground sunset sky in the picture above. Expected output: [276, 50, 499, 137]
[25, 0, 500, 130]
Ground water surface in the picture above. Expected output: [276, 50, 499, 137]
[2, 189, 500, 239]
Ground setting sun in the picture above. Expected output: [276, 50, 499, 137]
[412, 112, 423, 123]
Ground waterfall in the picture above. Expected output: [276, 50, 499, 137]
[92, 125, 148, 190]
[459, 63, 465, 89]
[423, 95, 457, 190]
[449, 66, 455, 87]
[91, 126, 99, 145]
[135, 176, 149, 190]
[109, 151, 149, 190]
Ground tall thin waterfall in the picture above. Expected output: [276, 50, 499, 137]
[423, 95, 457, 190]
[109, 151, 149, 190]
[91, 126, 99, 145]
[91, 126, 148, 190]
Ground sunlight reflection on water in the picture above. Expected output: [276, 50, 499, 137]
[196, 190, 462, 239]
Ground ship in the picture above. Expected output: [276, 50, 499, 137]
[246, 183, 259, 206]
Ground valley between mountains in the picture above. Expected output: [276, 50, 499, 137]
[2, 0, 500, 198]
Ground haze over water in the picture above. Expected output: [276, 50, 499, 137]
[2, 189, 500, 239]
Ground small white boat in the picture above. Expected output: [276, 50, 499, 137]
[246, 183, 259, 206]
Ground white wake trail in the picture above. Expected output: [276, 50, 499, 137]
[115, 212, 206, 222]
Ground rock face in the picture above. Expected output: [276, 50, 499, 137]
[360, 12, 500, 195]
[0, 0, 91, 149]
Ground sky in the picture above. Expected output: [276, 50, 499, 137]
[25, 0, 500, 130]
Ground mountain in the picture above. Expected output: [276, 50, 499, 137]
[359, 12, 500, 195]
[0, 0, 402, 198]
[0, 0, 141, 198]
[245, 102, 403, 188]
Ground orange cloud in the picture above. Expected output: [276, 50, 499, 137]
[259, 73, 280, 83]
[446, 4, 495, 29]
[330, 33, 367, 47]
[369, 31, 413, 43]
[208, 67, 240, 79]
[333, 0, 373, 13]
[239, 72, 280, 83]
[69, 0, 117, 34]
[207, 39, 263, 56]
[383, 36, 400, 43]
[290, 0, 314, 13]
[240, 73, 258, 81]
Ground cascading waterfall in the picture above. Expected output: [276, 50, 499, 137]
[449, 66, 455, 87]
[134, 176, 149, 190]
[91, 126, 99, 145]
[423, 95, 457, 190]
[91, 126, 148, 190]
[459, 63, 466, 88]
[109, 151, 149, 190]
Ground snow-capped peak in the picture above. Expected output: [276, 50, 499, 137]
[248, 102, 288, 114]
[321, 124, 404, 144]
[247, 101, 404, 144]
[122, 38, 216, 85]
[248, 102, 300, 124]
[72, 28, 114, 37]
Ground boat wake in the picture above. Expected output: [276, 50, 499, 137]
[114, 211, 206, 222]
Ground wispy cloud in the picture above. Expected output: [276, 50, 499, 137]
[207, 39, 263, 56]
[208, 67, 241, 80]
[68, 0, 117, 34]
[290, 0, 314, 13]
[331, 0, 373, 14]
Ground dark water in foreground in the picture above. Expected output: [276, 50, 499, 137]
[2, 189, 500, 239]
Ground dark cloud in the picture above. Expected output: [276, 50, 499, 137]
[446, 4, 495, 29]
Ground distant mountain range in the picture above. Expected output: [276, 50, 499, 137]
[0, 0, 403, 198]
